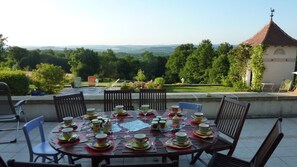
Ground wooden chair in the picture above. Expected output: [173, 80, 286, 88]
[53, 92, 87, 122]
[139, 89, 167, 110]
[0, 82, 26, 144]
[190, 96, 250, 165]
[7, 159, 81, 167]
[207, 118, 284, 167]
[0, 156, 7, 167]
[101, 160, 178, 167]
[104, 90, 134, 111]
[23, 116, 61, 163]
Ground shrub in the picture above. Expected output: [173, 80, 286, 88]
[31, 63, 65, 94]
[154, 77, 165, 89]
[0, 70, 30, 95]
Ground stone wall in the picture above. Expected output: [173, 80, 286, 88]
[11, 92, 297, 121]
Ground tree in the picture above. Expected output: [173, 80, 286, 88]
[165, 44, 195, 83]
[68, 48, 99, 80]
[180, 40, 215, 83]
[135, 69, 146, 81]
[5, 46, 29, 69]
[31, 63, 65, 94]
[0, 34, 7, 63]
[98, 49, 118, 80]
[208, 54, 230, 84]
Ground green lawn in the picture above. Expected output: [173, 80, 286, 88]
[165, 85, 236, 92]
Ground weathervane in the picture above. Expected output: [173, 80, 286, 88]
[270, 8, 275, 20]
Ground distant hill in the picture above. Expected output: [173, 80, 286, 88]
[23, 44, 221, 57]
[24, 45, 178, 56]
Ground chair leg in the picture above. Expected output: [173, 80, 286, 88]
[190, 151, 203, 165]
[67, 155, 74, 164]
[54, 155, 59, 163]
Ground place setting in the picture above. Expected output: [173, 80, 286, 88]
[57, 127, 80, 144]
[188, 112, 209, 126]
[112, 105, 132, 119]
[192, 123, 214, 139]
[82, 108, 101, 120]
[138, 104, 156, 117]
[167, 105, 184, 117]
[163, 132, 192, 150]
[52, 116, 81, 133]
[123, 134, 156, 152]
[86, 133, 114, 151]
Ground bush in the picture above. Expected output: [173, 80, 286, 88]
[0, 70, 30, 95]
[31, 63, 65, 94]
[154, 77, 165, 89]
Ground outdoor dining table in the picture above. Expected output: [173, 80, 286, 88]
[48, 110, 217, 167]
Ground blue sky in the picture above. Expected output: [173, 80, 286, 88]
[1, 0, 296, 46]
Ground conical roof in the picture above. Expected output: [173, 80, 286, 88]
[242, 20, 297, 46]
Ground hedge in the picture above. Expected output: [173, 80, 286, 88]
[0, 70, 30, 95]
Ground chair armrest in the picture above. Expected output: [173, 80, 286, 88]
[14, 100, 26, 117]
[14, 100, 25, 108]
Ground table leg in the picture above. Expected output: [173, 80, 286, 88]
[91, 158, 101, 167]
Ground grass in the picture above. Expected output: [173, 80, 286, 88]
[165, 85, 236, 92]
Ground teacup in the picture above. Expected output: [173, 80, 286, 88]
[199, 123, 210, 133]
[151, 121, 159, 129]
[115, 105, 124, 114]
[171, 105, 179, 113]
[194, 112, 204, 123]
[92, 119, 100, 133]
[134, 134, 148, 145]
[63, 116, 73, 126]
[141, 104, 150, 112]
[87, 108, 96, 117]
[95, 133, 108, 144]
[61, 127, 73, 140]
[175, 132, 188, 144]
[159, 120, 166, 129]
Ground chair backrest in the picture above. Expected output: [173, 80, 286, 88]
[251, 118, 284, 167]
[23, 116, 46, 156]
[53, 92, 87, 122]
[7, 159, 81, 167]
[101, 160, 178, 167]
[178, 102, 202, 112]
[279, 79, 292, 92]
[88, 76, 96, 87]
[0, 82, 16, 116]
[139, 89, 167, 110]
[0, 156, 7, 167]
[214, 96, 250, 155]
[104, 90, 134, 111]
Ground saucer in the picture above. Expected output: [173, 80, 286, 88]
[139, 109, 155, 115]
[193, 130, 214, 139]
[87, 141, 113, 151]
[114, 110, 128, 116]
[125, 140, 151, 150]
[58, 134, 79, 143]
[61, 122, 77, 129]
[131, 140, 150, 149]
[191, 117, 209, 124]
[92, 140, 112, 148]
[165, 138, 192, 149]
[173, 138, 191, 147]
[168, 111, 183, 116]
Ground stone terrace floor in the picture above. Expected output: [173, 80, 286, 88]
[0, 117, 296, 167]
